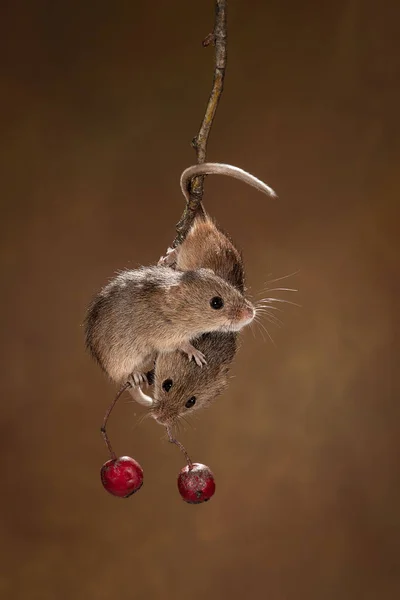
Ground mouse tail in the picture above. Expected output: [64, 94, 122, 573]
[179, 162, 277, 203]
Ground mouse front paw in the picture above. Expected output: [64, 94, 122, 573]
[158, 247, 177, 267]
[180, 342, 207, 367]
[128, 372, 148, 387]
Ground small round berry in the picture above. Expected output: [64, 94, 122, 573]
[100, 456, 143, 498]
[177, 463, 216, 504]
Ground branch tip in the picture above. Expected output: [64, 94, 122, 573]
[172, 0, 228, 247]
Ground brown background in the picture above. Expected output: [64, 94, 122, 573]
[1, 1, 399, 599]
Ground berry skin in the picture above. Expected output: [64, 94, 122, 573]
[101, 456, 143, 498]
[177, 463, 216, 504]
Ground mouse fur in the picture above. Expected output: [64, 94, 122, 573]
[84, 264, 255, 385]
[133, 162, 276, 425]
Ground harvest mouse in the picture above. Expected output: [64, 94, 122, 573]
[150, 331, 237, 425]
[84, 264, 255, 387]
[130, 163, 276, 424]
[159, 162, 277, 290]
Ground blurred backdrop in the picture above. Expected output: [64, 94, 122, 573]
[1, 1, 399, 599]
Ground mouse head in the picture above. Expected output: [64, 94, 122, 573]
[136, 332, 237, 427]
[170, 268, 255, 335]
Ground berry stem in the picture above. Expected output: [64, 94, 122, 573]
[166, 427, 193, 470]
[101, 382, 131, 460]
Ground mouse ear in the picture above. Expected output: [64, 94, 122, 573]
[198, 267, 215, 277]
[181, 268, 216, 284]
[128, 386, 154, 407]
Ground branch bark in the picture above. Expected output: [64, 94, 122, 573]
[172, 0, 227, 247]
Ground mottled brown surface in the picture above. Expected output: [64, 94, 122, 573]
[1, 1, 399, 599]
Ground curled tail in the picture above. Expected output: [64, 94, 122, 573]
[180, 162, 277, 203]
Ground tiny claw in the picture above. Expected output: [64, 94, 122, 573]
[193, 350, 207, 367]
[129, 372, 148, 387]
[158, 247, 177, 267]
[187, 349, 207, 367]
[180, 343, 207, 368]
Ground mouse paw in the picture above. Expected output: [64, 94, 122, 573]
[158, 247, 177, 267]
[180, 342, 207, 367]
[128, 372, 148, 387]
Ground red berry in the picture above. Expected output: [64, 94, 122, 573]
[177, 463, 216, 504]
[100, 456, 143, 498]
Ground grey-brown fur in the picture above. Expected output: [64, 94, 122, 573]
[128, 163, 277, 424]
[150, 331, 237, 425]
[144, 163, 277, 425]
[84, 265, 254, 384]
[150, 225, 243, 424]
[148, 173, 260, 423]
[171, 212, 246, 293]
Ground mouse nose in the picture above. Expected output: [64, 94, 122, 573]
[240, 304, 255, 323]
[228, 303, 255, 330]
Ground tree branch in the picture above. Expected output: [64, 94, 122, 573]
[173, 0, 227, 247]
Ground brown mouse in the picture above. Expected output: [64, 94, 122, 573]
[84, 264, 255, 388]
[150, 331, 237, 424]
[159, 163, 277, 290]
[130, 163, 277, 424]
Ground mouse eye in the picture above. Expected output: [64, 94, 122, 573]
[210, 296, 224, 310]
[162, 379, 173, 392]
[185, 396, 196, 409]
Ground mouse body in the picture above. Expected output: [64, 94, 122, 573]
[84, 264, 255, 386]
[130, 163, 276, 425]
[148, 218, 244, 424]
[163, 212, 246, 293]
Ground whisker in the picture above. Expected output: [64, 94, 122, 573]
[177, 419, 187, 434]
[259, 297, 301, 308]
[254, 317, 276, 346]
[259, 287, 298, 294]
[255, 302, 284, 312]
[256, 305, 281, 318]
[177, 418, 185, 436]
[187, 412, 200, 428]
[256, 310, 284, 321]
[255, 304, 283, 314]
[128, 409, 152, 433]
[253, 317, 266, 343]
[262, 270, 300, 285]
[181, 415, 194, 432]
[258, 316, 282, 330]
[256, 309, 284, 327]
[254, 315, 271, 336]
[254, 321, 266, 343]
[179, 415, 188, 430]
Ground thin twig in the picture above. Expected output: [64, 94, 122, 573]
[173, 0, 228, 247]
[166, 426, 194, 470]
[101, 382, 131, 460]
